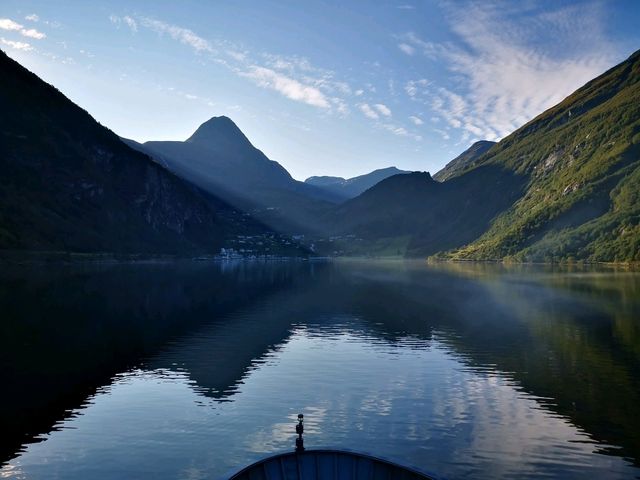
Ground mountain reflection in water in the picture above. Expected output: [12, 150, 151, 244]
[1, 260, 639, 479]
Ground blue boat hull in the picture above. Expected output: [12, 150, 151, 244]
[227, 449, 438, 480]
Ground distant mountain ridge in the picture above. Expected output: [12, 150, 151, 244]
[305, 167, 411, 199]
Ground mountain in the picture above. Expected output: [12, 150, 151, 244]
[305, 166, 411, 199]
[446, 48, 640, 262]
[5, 42, 638, 262]
[433, 140, 496, 182]
[323, 167, 526, 256]
[125, 117, 340, 234]
[324, 49, 640, 262]
[304, 175, 345, 187]
[0, 49, 265, 255]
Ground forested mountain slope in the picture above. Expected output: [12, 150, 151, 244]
[446, 49, 640, 262]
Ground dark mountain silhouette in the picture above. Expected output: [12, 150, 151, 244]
[305, 166, 411, 199]
[0, 49, 268, 255]
[125, 117, 341, 234]
[324, 168, 526, 256]
[433, 140, 496, 182]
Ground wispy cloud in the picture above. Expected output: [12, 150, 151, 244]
[0, 37, 33, 51]
[358, 103, 379, 119]
[398, 43, 415, 55]
[405, 78, 429, 98]
[138, 17, 214, 52]
[434, 128, 450, 141]
[374, 103, 392, 116]
[0, 18, 22, 31]
[383, 124, 408, 136]
[382, 123, 422, 141]
[0, 18, 46, 39]
[112, 15, 352, 112]
[331, 97, 350, 115]
[109, 15, 139, 34]
[123, 16, 137, 32]
[261, 53, 353, 96]
[431, 87, 465, 129]
[242, 66, 330, 108]
[399, 1, 619, 142]
[20, 28, 45, 39]
[396, 32, 448, 60]
[409, 115, 423, 125]
[357, 102, 422, 140]
[23, 13, 60, 28]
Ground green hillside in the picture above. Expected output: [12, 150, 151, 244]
[444, 49, 640, 262]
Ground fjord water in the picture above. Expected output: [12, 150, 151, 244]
[1, 261, 640, 479]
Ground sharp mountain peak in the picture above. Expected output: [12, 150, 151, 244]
[186, 115, 254, 150]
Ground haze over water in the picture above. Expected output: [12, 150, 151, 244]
[1, 260, 639, 479]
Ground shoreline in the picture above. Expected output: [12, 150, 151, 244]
[0, 250, 317, 265]
[2, 249, 638, 269]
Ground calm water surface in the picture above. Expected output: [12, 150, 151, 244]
[1, 260, 640, 479]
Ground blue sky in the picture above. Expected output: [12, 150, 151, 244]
[1, 1, 639, 180]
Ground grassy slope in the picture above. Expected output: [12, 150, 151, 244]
[445, 49, 640, 262]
